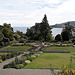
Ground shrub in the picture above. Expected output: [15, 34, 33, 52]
[24, 52, 26, 54]
[25, 60, 31, 64]
[23, 62, 27, 66]
[1, 55, 6, 61]
[31, 55, 36, 58]
[38, 51, 43, 54]
[15, 56, 18, 64]
[0, 59, 3, 63]
[16, 64, 24, 69]
[6, 54, 11, 59]
[57, 66, 75, 75]
[18, 58, 25, 64]
[68, 40, 72, 43]
[74, 42, 75, 45]
[11, 61, 16, 68]
[37, 54, 40, 56]
[3, 64, 11, 69]
[11, 52, 15, 58]
[0, 42, 4, 46]
[26, 57, 35, 61]
[64, 41, 68, 44]
[17, 52, 23, 55]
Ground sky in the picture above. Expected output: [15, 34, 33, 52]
[0, 0, 75, 27]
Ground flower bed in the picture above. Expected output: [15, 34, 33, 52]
[1, 51, 23, 61]
[0, 51, 18, 52]
[42, 51, 70, 53]
[3, 52, 42, 69]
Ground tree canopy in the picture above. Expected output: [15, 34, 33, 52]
[55, 34, 61, 41]
[61, 22, 74, 41]
[26, 14, 52, 41]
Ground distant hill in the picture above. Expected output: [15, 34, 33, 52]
[51, 21, 75, 28]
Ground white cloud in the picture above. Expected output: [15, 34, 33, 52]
[0, 0, 75, 27]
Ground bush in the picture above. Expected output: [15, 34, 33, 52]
[16, 64, 24, 69]
[18, 58, 25, 64]
[64, 41, 68, 44]
[11, 52, 15, 58]
[19, 38, 26, 43]
[23, 62, 27, 66]
[0, 59, 3, 63]
[15, 56, 18, 64]
[1, 55, 6, 61]
[25, 60, 31, 64]
[74, 42, 75, 45]
[6, 54, 11, 59]
[0, 42, 4, 46]
[32, 54, 37, 57]
[57, 66, 75, 75]
[11, 61, 16, 68]
[31, 55, 36, 58]
[3, 64, 11, 69]
[68, 40, 72, 43]
[26, 57, 35, 61]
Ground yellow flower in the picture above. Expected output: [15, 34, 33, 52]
[66, 69, 69, 73]
[64, 66, 67, 69]
[59, 73, 62, 75]
[56, 73, 59, 75]
[72, 69, 75, 73]
[59, 67, 62, 70]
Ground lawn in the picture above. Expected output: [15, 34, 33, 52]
[25, 53, 75, 69]
[26, 43, 37, 45]
[0, 46, 32, 51]
[43, 47, 75, 52]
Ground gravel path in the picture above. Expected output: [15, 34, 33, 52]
[0, 53, 25, 69]
[35, 46, 41, 51]
[0, 69, 56, 75]
[0, 69, 60, 75]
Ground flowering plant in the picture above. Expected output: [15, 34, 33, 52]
[42, 51, 70, 53]
[56, 66, 75, 75]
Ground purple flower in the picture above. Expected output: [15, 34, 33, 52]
[42, 51, 70, 53]
[0, 51, 18, 53]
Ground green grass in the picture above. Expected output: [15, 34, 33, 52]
[0, 46, 32, 51]
[0, 53, 8, 55]
[25, 53, 75, 69]
[26, 43, 37, 45]
[43, 47, 75, 52]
